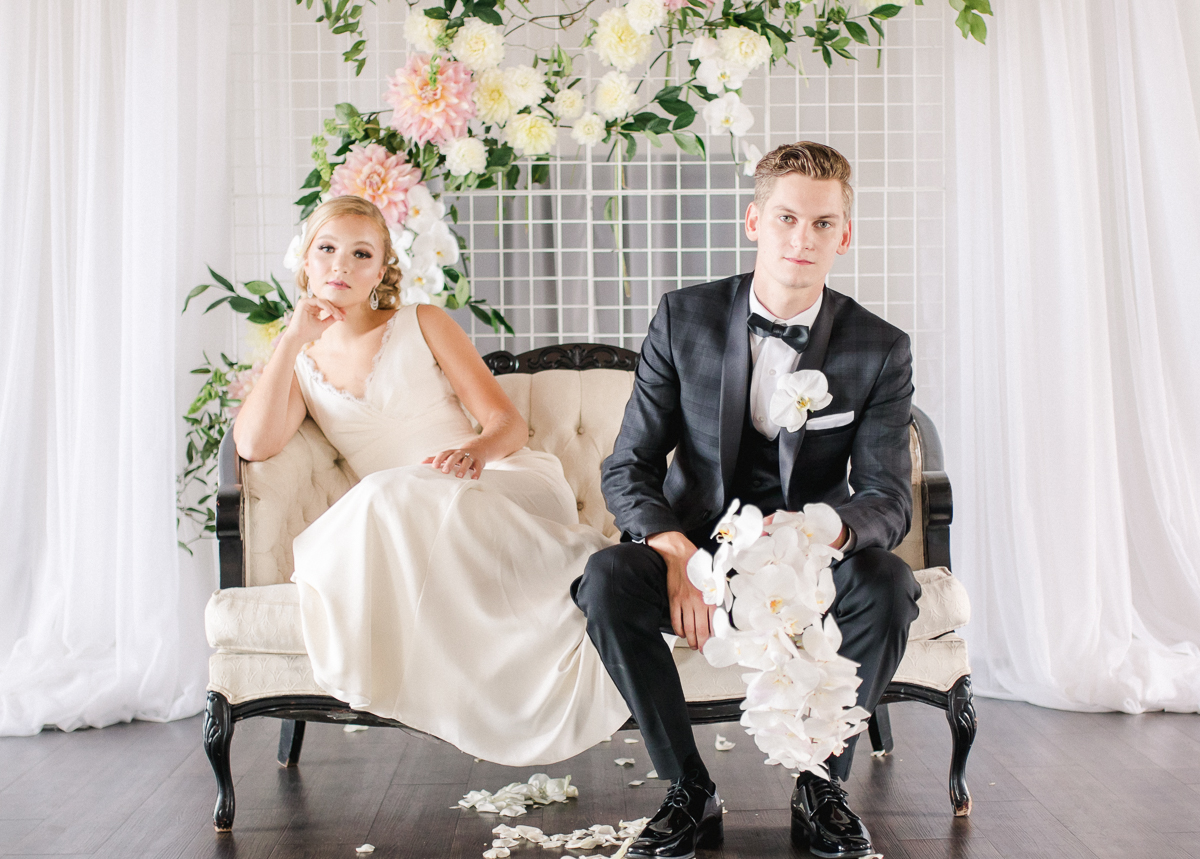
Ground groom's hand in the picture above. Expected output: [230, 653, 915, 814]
[646, 531, 714, 651]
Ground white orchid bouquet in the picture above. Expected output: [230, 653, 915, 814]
[688, 499, 870, 775]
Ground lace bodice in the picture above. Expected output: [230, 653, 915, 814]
[294, 305, 479, 479]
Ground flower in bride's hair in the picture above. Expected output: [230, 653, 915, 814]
[413, 221, 460, 267]
[473, 68, 515, 126]
[329, 144, 421, 228]
[450, 19, 505, 71]
[769, 369, 832, 432]
[624, 0, 667, 36]
[388, 226, 414, 269]
[594, 71, 637, 120]
[283, 222, 306, 273]
[385, 54, 476, 146]
[551, 88, 584, 120]
[593, 8, 652, 71]
[440, 135, 488, 176]
[702, 91, 754, 137]
[506, 113, 555, 157]
[717, 26, 772, 71]
[404, 185, 446, 234]
[571, 113, 607, 147]
[404, 8, 446, 53]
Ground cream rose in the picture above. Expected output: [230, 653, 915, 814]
[450, 19, 505, 71]
[441, 136, 488, 176]
[594, 8, 652, 72]
[717, 26, 772, 71]
[506, 113, 556, 156]
[473, 68, 514, 125]
[571, 113, 607, 147]
[624, 0, 667, 36]
[404, 10, 446, 53]
[504, 65, 548, 110]
[594, 70, 638, 120]
[552, 88, 585, 120]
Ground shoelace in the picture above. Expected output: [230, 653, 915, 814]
[808, 777, 850, 809]
[662, 781, 693, 811]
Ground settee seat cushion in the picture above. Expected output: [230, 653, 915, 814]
[205, 563, 971, 706]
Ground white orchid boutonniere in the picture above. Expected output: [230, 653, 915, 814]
[769, 369, 834, 433]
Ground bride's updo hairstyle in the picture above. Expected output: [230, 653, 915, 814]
[295, 195, 402, 309]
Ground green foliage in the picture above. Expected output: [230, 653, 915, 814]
[295, 0, 372, 75]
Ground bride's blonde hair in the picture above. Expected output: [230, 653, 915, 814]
[294, 196, 403, 308]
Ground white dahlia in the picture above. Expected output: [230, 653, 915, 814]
[594, 70, 638, 120]
[594, 8, 652, 72]
[450, 19, 505, 71]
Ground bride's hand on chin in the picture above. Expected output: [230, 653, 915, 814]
[287, 296, 345, 344]
[423, 447, 484, 480]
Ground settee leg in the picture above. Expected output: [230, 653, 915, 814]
[946, 675, 977, 817]
[867, 704, 894, 756]
[277, 719, 306, 767]
[203, 691, 236, 831]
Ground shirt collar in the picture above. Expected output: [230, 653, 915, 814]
[748, 281, 824, 328]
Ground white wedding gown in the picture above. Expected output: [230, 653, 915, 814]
[290, 305, 630, 765]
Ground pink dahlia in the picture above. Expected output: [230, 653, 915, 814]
[665, 0, 714, 9]
[329, 143, 422, 227]
[384, 55, 476, 147]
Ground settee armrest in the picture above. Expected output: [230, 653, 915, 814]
[910, 405, 953, 570]
[216, 432, 244, 589]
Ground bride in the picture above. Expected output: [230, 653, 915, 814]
[233, 195, 631, 765]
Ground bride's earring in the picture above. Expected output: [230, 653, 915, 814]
[369, 284, 380, 310]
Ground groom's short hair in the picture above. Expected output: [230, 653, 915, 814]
[754, 142, 854, 219]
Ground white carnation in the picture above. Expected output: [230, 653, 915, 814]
[594, 70, 638, 121]
[571, 113, 607, 147]
[551, 88, 585, 120]
[474, 68, 514, 126]
[506, 113, 556, 156]
[404, 10, 446, 53]
[624, 0, 667, 36]
[593, 8, 652, 72]
[440, 135, 488, 176]
[450, 19, 505, 71]
[717, 26, 772, 71]
[504, 65, 548, 110]
[703, 91, 754, 137]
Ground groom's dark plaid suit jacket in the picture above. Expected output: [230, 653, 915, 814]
[602, 272, 914, 552]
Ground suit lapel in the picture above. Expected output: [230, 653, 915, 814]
[718, 274, 754, 494]
[779, 287, 838, 504]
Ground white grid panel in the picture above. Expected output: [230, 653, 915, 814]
[227, 0, 948, 422]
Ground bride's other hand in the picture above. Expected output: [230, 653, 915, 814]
[423, 448, 484, 480]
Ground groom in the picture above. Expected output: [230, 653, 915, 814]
[573, 142, 921, 859]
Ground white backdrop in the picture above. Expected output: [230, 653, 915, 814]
[948, 0, 1200, 711]
[0, 0, 227, 735]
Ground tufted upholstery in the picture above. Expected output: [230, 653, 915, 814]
[208, 364, 970, 710]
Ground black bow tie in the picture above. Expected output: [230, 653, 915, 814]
[747, 312, 810, 353]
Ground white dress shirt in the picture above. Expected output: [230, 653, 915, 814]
[748, 285, 824, 441]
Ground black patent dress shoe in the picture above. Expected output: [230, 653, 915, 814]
[628, 777, 723, 859]
[791, 772, 877, 859]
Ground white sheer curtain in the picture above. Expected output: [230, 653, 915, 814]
[0, 0, 229, 735]
[948, 0, 1200, 711]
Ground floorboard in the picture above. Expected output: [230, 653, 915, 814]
[1, 698, 1197, 859]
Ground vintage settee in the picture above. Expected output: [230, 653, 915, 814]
[203, 343, 976, 831]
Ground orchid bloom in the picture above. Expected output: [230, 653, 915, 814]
[769, 370, 833, 432]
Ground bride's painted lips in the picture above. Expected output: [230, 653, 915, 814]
[326, 279, 350, 290]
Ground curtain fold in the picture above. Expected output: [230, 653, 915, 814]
[0, 0, 229, 735]
[948, 0, 1200, 711]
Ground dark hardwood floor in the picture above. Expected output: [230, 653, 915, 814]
[2, 699, 1198, 859]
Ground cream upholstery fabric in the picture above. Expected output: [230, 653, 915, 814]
[209, 365, 970, 707]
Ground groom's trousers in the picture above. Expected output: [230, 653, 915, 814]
[572, 542, 921, 782]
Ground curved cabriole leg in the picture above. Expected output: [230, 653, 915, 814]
[277, 719, 306, 767]
[946, 675, 977, 816]
[204, 692, 236, 831]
